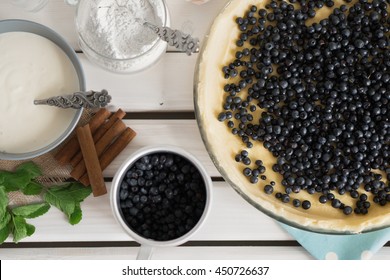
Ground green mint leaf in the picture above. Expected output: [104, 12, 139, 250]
[44, 190, 75, 217]
[15, 162, 42, 178]
[0, 170, 23, 192]
[0, 186, 8, 218]
[11, 203, 50, 219]
[50, 183, 92, 202]
[25, 223, 35, 237]
[12, 216, 28, 243]
[69, 205, 82, 225]
[0, 162, 42, 192]
[0, 224, 10, 244]
[11, 215, 35, 243]
[43, 183, 91, 224]
[68, 183, 92, 202]
[0, 211, 11, 229]
[21, 181, 43, 195]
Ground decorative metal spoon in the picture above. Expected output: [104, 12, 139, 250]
[138, 19, 200, 56]
[34, 89, 111, 109]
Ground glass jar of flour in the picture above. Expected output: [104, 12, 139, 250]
[66, 0, 170, 73]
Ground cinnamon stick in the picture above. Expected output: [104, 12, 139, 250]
[55, 108, 111, 165]
[76, 124, 107, 197]
[79, 127, 137, 186]
[70, 109, 126, 167]
[71, 119, 127, 180]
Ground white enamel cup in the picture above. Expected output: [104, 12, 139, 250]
[110, 145, 213, 259]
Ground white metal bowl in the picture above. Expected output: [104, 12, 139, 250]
[0, 19, 85, 160]
[110, 145, 213, 248]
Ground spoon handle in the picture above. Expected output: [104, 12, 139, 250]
[143, 21, 200, 56]
[34, 89, 111, 109]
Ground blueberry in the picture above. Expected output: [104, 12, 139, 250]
[343, 206, 353, 215]
[319, 195, 328, 204]
[165, 188, 174, 199]
[331, 199, 341, 209]
[257, 166, 266, 173]
[255, 160, 263, 166]
[129, 207, 138, 216]
[302, 200, 311, 210]
[218, 112, 227, 122]
[281, 194, 290, 203]
[140, 196, 148, 203]
[241, 150, 249, 157]
[151, 195, 162, 203]
[293, 199, 301, 207]
[121, 181, 129, 190]
[138, 177, 146, 187]
[159, 155, 167, 164]
[151, 155, 159, 166]
[243, 157, 251, 165]
[243, 167, 252, 177]
[354, 39, 364, 49]
[264, 185, 273, 194]
[132, 195, 140, 204]
[145, 180, 153, 187]
[119, 189, 128, 200]
[145, 171, 154, 179]
[129, 178, 138, 187]
[135, 162, 147, 171]
[252, 169, 260, 177]
[250, 176, 258, 184]
[125, 199, 133, 208]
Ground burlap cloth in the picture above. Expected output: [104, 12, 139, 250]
[0, 109, 95, 206]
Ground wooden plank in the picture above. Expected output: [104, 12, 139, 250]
[102, 119, 221, 177]
[0, 0, 78, 47]
[3, 182, 291, 243]
[0, 0, 229, 51]
[81, 53, 197, 112]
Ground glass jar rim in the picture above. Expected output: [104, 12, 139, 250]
[75, 0, 169, 62]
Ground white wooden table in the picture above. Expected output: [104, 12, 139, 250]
[1, 0, 389, 260]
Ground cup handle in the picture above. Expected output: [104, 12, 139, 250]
[136, 245, 154, 260]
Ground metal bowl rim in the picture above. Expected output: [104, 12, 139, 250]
[0, 19, 85, 160]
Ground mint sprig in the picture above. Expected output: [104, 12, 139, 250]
[0, 202, 51, 244]
[0, 162, 92, 244]
[44, 183, 92, 225]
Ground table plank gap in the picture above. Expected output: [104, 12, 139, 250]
[102, 177, 224, 182]
[1, 240, 302, 249]
[123, 112, 195, 120]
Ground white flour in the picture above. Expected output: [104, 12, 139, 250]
[81, 0, 160, 59]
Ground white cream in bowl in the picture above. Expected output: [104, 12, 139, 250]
[0, 32, 79, 154]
